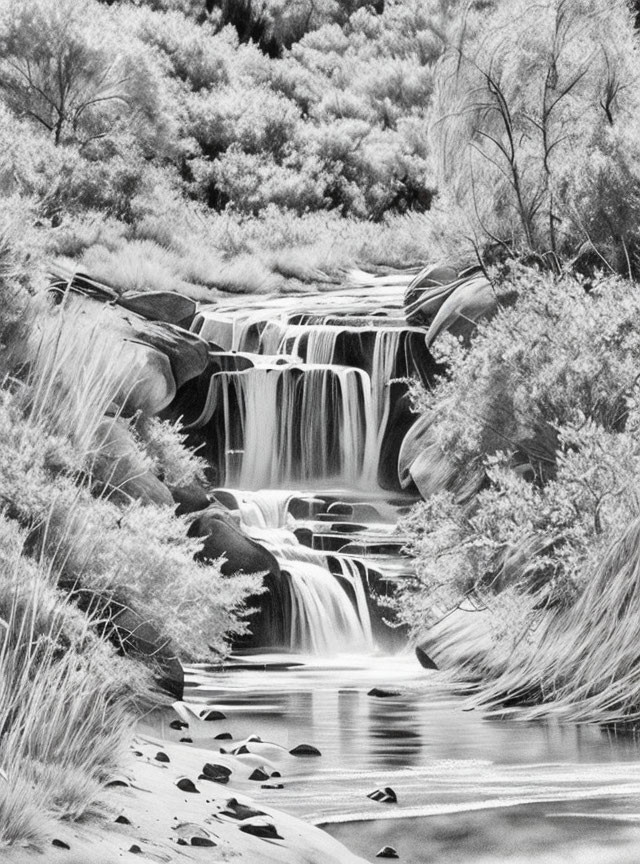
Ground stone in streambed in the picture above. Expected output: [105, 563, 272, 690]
[115, 815, 131, 825]
[248, 767, 270, 781]
[368, 688, 401, 698]
[367, 787, 397, 803]
[201, 709, 226, 721]
[215, 732, 232, 740]
[200, 763, 232, 784]
[180, 737, 193, 743]
[233, 744, 250, 755]
[377, 846, 400, 859]
[289, 744, 321, 756]
[238, 822, 283, 840]
[221, 799, 266, 820]
[191, 837, 217, 847]
[175, 777, 199, 793]
[52, 839, 70, 849]
[170, 719, 188, 730]
[262, 783, 284, 789]
[128, 845, 141, 854]
[155, 751, 170, 763]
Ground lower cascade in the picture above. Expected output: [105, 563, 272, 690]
[188, 289, 424, 654]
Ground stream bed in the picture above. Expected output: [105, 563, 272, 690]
[182, 653, 640, 863]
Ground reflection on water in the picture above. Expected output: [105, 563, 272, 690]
[183, 653, 640, 862]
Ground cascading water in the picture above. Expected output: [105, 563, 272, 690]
[189, 286, 433, 654]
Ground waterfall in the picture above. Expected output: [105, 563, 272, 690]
[188, 285, 425, 656]
[202, 364, 377, 489]
[283, 559, 373, 654]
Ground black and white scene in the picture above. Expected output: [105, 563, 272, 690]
[3, 0, 640, 862]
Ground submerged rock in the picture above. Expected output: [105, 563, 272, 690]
[368, 688, 400, 698]
[376, 846, 400, 858]
[289, 744, 321, 756]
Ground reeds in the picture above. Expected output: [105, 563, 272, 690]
[478, 516, 640, 724]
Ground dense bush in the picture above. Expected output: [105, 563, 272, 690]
[399, 269, 640, 642]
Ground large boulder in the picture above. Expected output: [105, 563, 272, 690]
[416, 604, 493, 672]
[398, 409, 484, 502]
[425, 276, 497, 348]
[93, 418, 173, 507]
[188, 507, 281, 578]
[118, 291, 197, 328]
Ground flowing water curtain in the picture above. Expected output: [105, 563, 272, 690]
[283, 560, 373, 653]
[206, 365, 376, 488]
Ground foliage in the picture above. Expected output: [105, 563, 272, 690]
[399, 270, 640, 668]
[434, 0, 640, 274]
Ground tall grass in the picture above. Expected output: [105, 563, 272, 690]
[0, 526, 136, 846]
[476, 516, 640, 724]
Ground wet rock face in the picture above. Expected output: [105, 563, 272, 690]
[188, 507, 281, 578]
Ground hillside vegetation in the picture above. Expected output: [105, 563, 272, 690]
[3, 0, 640, 850]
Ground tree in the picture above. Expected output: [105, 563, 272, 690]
[433, 0, 640, 275]
[0, 0, 162, 146]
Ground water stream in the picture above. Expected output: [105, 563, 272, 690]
[178, 283, 640, 862]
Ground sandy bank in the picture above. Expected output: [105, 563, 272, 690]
[4, 706, 370, 864]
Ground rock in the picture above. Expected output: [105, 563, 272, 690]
[129, 845, 141, 854]
[170, 484, 212, 516]
[180, 737, 193, 743]
[214, 732, 233, 740]
[117, 341, 176, 417]
[248, 767, 270, 781]
[289, 744, 321, 756]
[378, 382, 418, 491]
[238, 822, 283, 840]
[377, 846, 400, 859]
[155, 751, 170, 763]
[221, 799, 266, 820]
[176, 777, 199, 793]
[201, 709, 226, 721]
[191, 837, 216, 847]
[169, 719, 188, 730]
[92, 419, 173, 507]
[425, 276, 497, 348]
[52, 839, 70, 849]
[115, 815, 131, 825]
[416, 645, 438, 670]
[367, 787, 397, 803]
[129, 322, 209, 390]
[189, 507, 281, 578]
[271, 771, 281, 778]
[261, 783, 284, 789]
[368, 688, 401, 698]
[118, 291, 197, 327]
[201, 763, 232, 781]
[105, 776, 131, 788]
[233, 744, 250, 755]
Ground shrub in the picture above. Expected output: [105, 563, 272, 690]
[398, 270, 640, 659]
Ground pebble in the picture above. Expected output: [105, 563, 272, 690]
[175, 777, 199, 793]
[368, 688, 401, 698]
[201, 709, 226, 721]
[170, 720, 188, 730]
[155, 751, 170, 763]
[129, 845, 141, 854]
[52, 839, 70, 849]
[214, 732, 233, 740]
[289, 744, 321, 756]
[249, 767, 270, 781]
[239, 822, 283, 839]
[367, 787, 397, 803]
[377, 846, 399, 859]
[115, 815, 131, 825]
